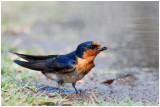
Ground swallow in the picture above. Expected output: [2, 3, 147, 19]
[13, 41, 107, 94]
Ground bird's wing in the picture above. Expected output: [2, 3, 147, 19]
[13, 52, 77, 73]
[44, 54, 77, 73]
[11, 52, 59, 61]
[13, 60, 45, 71]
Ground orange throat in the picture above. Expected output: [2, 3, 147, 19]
[77, 50, 100, 74]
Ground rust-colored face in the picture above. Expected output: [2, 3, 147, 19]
[83, 42, 107, 59]
[92, 42, 101, 47]
[77, 41, 107, 74]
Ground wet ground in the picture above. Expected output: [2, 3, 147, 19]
[19, 66, 159, 105]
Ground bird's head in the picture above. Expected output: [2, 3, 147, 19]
[76, 41, 107, 59]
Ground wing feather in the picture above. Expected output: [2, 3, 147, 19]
[44, 53, 77, 73]
[12, 51, 77, 73]
[11, 52, 59, 61]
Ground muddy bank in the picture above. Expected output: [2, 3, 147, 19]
[19, 67, 158, 105]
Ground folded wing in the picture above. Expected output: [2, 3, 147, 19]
[13, 60, 45, 71]
[13, 52, 77, 73]
[44, 55, 77, 73]
[11, 52, 59, 61]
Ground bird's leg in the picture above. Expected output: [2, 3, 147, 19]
[57, 80, 64, 94]
[57, 85, 62, 94]
[72, 82, 78, 94]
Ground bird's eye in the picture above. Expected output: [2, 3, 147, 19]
[90, 45, 93, 48]
[89, 45, 96, 49]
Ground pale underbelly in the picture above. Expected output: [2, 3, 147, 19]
[43, 69, 85, 83]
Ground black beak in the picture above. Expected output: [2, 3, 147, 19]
[97, 47, 108, 51]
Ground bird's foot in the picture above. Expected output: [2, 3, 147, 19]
[75, 89, 87, 95]
[75, 90, 79, 94]
[57, 87, 63, 95]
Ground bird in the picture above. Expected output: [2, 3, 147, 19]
[12, 41, 107, 94]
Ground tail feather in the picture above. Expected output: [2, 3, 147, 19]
[13, 60, 45, 71]
[11, 52, 59, 61]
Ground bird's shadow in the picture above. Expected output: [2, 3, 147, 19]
[38, 85, 88, 95]
[38, 86, 78, 94]
[17, 80, 85, 94]
[18, 80, 85, 94]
